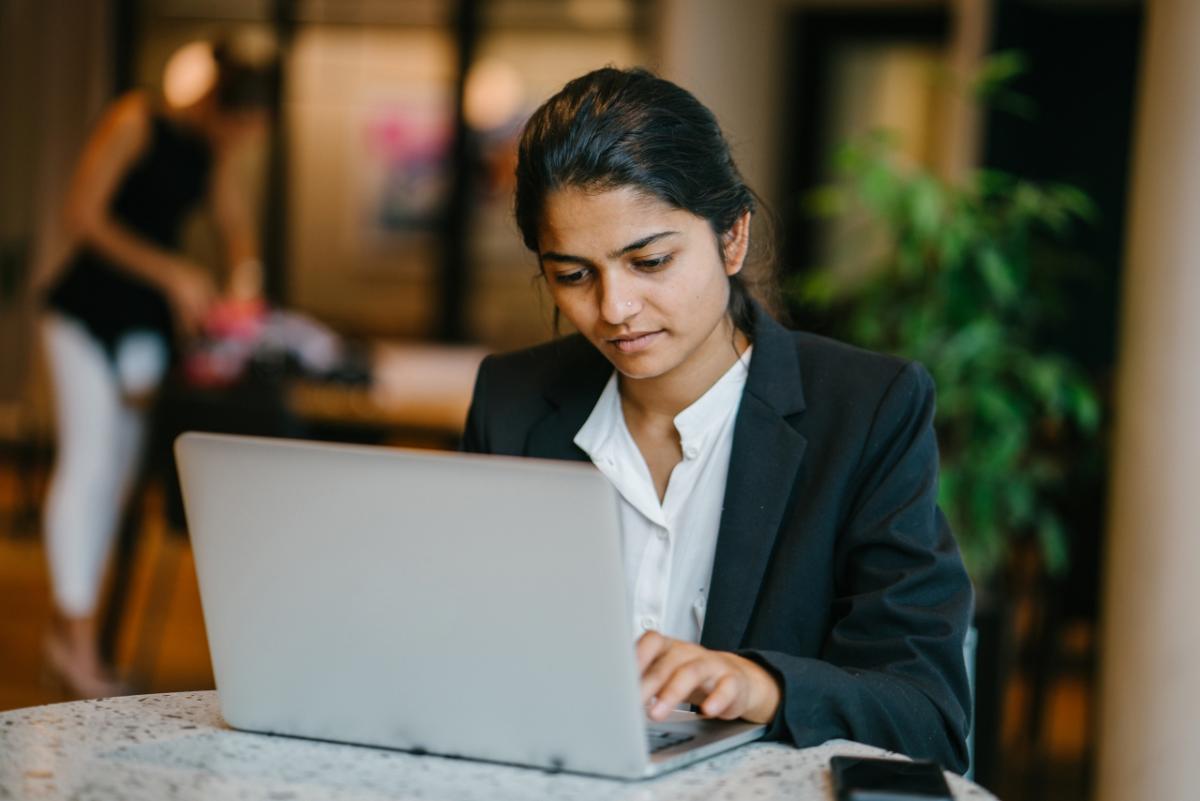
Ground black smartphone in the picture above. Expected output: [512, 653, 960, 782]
[829, 755, 953, 801]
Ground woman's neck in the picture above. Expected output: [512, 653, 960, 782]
[166, 92, 217, 141]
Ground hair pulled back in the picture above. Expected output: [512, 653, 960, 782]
[212, 33, 279, 112]
[515, 67, 762, 336]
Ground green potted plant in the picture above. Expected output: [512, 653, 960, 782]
[794, 130, 1102, 584]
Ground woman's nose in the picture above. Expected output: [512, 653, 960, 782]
[598, 277, 641, 324]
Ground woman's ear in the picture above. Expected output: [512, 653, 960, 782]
[722, 210, 752, 277]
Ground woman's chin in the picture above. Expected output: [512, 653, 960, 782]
[586, 332, 684, 381]
[608, 353, 676, 382]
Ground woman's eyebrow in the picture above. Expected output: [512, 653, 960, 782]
[539, 251, 591, 266]
[608, 231, 678, 259]
[540, 231, 679, 266]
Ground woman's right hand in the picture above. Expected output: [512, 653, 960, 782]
[162, 263, 216, 338]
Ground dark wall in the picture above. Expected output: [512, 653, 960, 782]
[983, 1, 1142, 374]
[981, 6, 1141, 797]
[777, 7, 949, 335]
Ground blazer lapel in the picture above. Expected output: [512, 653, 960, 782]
[701, 307, 808, 652]
[525, 336, 611, 462]
[520, 320, 808, 652]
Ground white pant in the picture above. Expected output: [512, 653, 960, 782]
[41, 314, 168, 617]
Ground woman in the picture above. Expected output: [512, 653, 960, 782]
[461, 67, 973, 771]
[39, 38, 273, 698]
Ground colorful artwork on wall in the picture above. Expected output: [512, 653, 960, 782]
[361, 97, 453, 234]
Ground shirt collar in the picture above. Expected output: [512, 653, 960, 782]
[573, 370, 623, 462]
[673, 348, 752, 457]
[573, 348, 753, 464]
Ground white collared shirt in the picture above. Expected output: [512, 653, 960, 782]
[574, 349, 751, 643]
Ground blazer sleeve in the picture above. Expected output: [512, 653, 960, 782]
[460, 355, 493, 454]
[739, 361, 974, 772]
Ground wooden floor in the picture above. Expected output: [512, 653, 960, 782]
[0, 482, 214, 712]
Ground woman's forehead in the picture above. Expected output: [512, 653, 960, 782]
[538, 185, 699, 252]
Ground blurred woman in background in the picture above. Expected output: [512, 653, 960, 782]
[38, 34, 274, 698]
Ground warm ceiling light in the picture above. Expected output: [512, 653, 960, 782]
[565, 0, 630, 28]
[464, 58, 525, 131]
[163, 41, 216, 109]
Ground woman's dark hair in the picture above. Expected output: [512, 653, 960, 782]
[212, 37, 279, 112]
[515, 67, 772, 337]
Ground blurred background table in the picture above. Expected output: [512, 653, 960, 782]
[99, 342, 489, 674]
[0, 692, 996, 801]
[289, 341, 488, 446]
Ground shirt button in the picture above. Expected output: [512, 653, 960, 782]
[641, 616, 657, 631]
[683, 445, 699, 460]
[655, 527, 669, 541]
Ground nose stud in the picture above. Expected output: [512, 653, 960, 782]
[624, 300, 633, 308]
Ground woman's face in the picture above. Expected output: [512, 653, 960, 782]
[537, 185, 749, 383]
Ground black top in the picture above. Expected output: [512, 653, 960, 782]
[45, 111, 213, 360]
[461, 303, 973, 772]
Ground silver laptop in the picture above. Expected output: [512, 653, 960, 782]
[175, 432, 765, 779]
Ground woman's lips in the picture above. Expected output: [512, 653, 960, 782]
[608, 330, 663, 354]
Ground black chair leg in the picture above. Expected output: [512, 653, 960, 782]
[127, 525, 185, 689]
[98, 473, 149, 668]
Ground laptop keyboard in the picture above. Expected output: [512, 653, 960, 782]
[646, 729, 695, 753]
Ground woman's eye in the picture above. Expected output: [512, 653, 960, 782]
[554, 269, 590, 285]
[633, 254, 672, 270]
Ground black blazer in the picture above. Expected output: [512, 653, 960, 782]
[461, 304, 973, 772]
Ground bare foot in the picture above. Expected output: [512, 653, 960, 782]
[43, 618, 130, 699]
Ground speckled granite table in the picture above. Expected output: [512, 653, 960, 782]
[0, 692, 997, 800]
